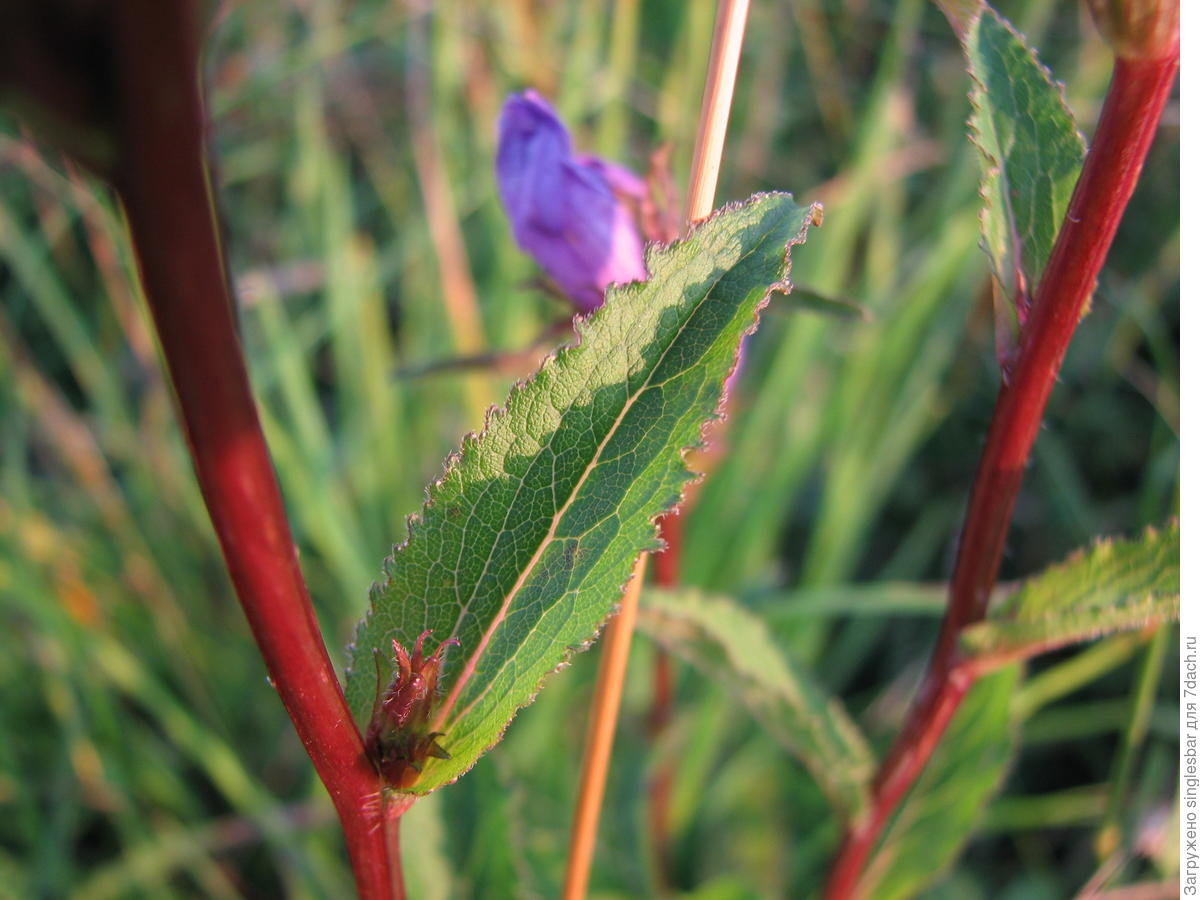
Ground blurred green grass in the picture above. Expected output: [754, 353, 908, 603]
[0, 0, 1178, 897]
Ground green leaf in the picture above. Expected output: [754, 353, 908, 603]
[952, 4, 1086, 324]
[767, 285, 870, 321]
[397, 794, 455, 900]
[345, 194, 821, 793]
[961, 521, 1180, 663]
[859, 665, 1021, 900]
[763, 582, 950, 619]
[442, 756, 536, 900]
[640, 588, 875, 824]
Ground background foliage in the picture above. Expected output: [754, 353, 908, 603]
[0, 0, 1178, 897]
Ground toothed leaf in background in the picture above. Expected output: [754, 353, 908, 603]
[961, 521, 1179, 662]
[943, 3, 1085, 332]
[345, 194, 821, 793]
[640, 588, 875, 824]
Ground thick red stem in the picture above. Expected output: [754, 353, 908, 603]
[824, 44, 1178, 900]
[106, 3, 397, 896]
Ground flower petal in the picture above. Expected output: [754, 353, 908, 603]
[496, 90, 648, 313]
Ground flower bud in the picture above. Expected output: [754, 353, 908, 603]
[496, 90, 648, 313]
[1085, 0, 1179, 60]
[366, 630, 458, 788]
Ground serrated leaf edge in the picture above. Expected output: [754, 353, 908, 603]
[959, 6, 1087, 317]
[640, 589, 876, 823]
[347, 194, 819, 791]
[961, 520, 1180, 665]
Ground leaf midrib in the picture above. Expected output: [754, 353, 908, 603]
[432, 227, 775, 733]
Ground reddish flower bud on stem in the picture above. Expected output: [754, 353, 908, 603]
[1086, 0, 1179, 61]
[366, 632, 459, 789]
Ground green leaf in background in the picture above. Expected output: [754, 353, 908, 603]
[859, 665, 1022, 900]
[767, 284, 870, 321]
[436, 755, 536, 900]
[640, 588, 875, 824]
[961, 521, 1179, 664]
[942, 2, 1085, 330]
[397, 793, 454, 900]
[763, 582, 950, 620]
[345, 193, 821, 793]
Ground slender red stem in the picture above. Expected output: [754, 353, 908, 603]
[824, 43, 1179, 900]
[105, 3, 397, 896]
[647, 512, 681, 885]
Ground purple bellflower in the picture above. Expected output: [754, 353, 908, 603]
[496, 90, 648, 313]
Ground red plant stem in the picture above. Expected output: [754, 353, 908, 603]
[646, 512, 681, 883]
[106, 3, 396, 896]
[649, 514, 681, 743]
[824, 44, 1179, 900]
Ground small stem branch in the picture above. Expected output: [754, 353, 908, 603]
[105, 3, 395, 896]
[562, 556, 647, 900]
[824, 43, 1179, 900]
